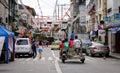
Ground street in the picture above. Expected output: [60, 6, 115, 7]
[0, 46, 120, 73]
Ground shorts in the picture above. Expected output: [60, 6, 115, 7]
[33, 49, 37, 53]
[38, 49, 43, 53]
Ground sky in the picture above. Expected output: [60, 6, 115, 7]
[19, 0, 70, 18]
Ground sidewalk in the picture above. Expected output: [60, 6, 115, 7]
[110, 53, 120, 59]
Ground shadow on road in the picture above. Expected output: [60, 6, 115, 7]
[60, 61, 85, 65]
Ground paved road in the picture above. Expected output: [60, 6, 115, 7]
[0, 46, 120, 73]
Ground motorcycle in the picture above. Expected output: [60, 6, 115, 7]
[61, 48, 85, 63]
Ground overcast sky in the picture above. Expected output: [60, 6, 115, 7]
[19, 0, 70, 17]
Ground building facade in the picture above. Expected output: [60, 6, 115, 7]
[106, 0, 120, 54]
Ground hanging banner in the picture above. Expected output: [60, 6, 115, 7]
[0, 37, 5, 56]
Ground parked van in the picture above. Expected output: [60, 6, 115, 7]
[15, 38, 33, 57]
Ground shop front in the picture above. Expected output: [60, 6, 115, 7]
[105, 22, 120, 54]
[0, 25, 15, 63]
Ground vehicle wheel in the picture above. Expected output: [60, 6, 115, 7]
[62, 59, 65, 63]
[99, 54, 103, 57]
[86, 53, 89, 56]
[89, 53, 94, 57]
[15, 54, 20, 58]
[81, 59, 85, 63]
[29, 54, 33, 57]
[105, 54, 109, 57]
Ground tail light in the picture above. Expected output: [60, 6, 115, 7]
[93, 47, 99, 51]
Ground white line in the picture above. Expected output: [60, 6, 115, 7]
[48, 57, 53, 61]
[51, 50, 62, 73]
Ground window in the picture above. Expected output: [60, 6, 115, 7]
[17, 40, 28, 45]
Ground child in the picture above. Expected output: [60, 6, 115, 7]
[37, 41, 43, 59]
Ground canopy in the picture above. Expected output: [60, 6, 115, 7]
[0, 25, 14, 37]
[0, 25, 15, 63]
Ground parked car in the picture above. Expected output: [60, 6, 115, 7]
[15, 38, 33, 57]
[81, 39, 91, 53]
[86, 41, 110, 57]
[50, 41, 61, 50]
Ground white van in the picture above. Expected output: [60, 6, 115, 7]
[15, 38, 33, 57]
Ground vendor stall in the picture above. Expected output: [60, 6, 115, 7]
[0, 25, 15, 63]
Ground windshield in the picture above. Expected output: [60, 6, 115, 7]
[16, 39, 28, 45]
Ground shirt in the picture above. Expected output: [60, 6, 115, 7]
[74, 39, 81, 48]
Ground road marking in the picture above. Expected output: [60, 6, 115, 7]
[52, 50, 62, 73]
[25, 58, 32, 61]
[48, 57, 53, 61]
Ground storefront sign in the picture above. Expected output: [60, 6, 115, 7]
[98, 30, 106, 36]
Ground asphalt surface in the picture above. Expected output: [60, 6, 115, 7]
[0, 46, 120, 73]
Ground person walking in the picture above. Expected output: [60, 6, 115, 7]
[32, 40, 37, 58]
[37, 41, 43, 59]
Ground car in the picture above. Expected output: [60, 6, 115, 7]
[81, 39, 91, 53]
[50, 41, 61, 50]
[15, 38, 33, 57]
[86, 41, 110, 57]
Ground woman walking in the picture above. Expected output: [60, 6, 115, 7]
[37, 41, 43, 59]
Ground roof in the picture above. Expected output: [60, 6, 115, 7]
[0, 25, 14, 37]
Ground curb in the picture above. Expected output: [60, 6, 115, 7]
[109, 55, 120, 59]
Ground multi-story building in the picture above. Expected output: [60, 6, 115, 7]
[18, 4, 36, 35]
[0, 0, 8, 26]
[105, 0, 120, 54]
[0, 0, 18, 31]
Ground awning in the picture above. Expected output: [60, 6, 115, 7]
[104, 23, 120, 30]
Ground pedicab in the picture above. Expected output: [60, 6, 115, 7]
[61, 44, 85, 63]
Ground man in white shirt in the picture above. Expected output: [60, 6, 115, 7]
[73, 35, 82, 55]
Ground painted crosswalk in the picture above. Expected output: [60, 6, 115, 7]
[15, 56, 100, 64]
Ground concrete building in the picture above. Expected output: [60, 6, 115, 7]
[105, 0, 120, 54]
[18, 4, 36, 35]
[0, 0, 8, 26]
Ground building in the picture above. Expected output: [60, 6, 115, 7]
[0, 0, 8, 27]
[105, 0, 120, 54]
[18, 4, 36, 35]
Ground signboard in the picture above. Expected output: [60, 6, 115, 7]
[104, 17, 109, 22]
[98, 30, 106, 36]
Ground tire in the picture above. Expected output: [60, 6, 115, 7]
[86, 52, 89, 56]
[105, 54, 109, 57]
[62, 59, 65, 63]
[81, 59, 85, 63]
[89, 53, 94, 57]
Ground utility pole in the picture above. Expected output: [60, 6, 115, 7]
[58, 5, 59, 20]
